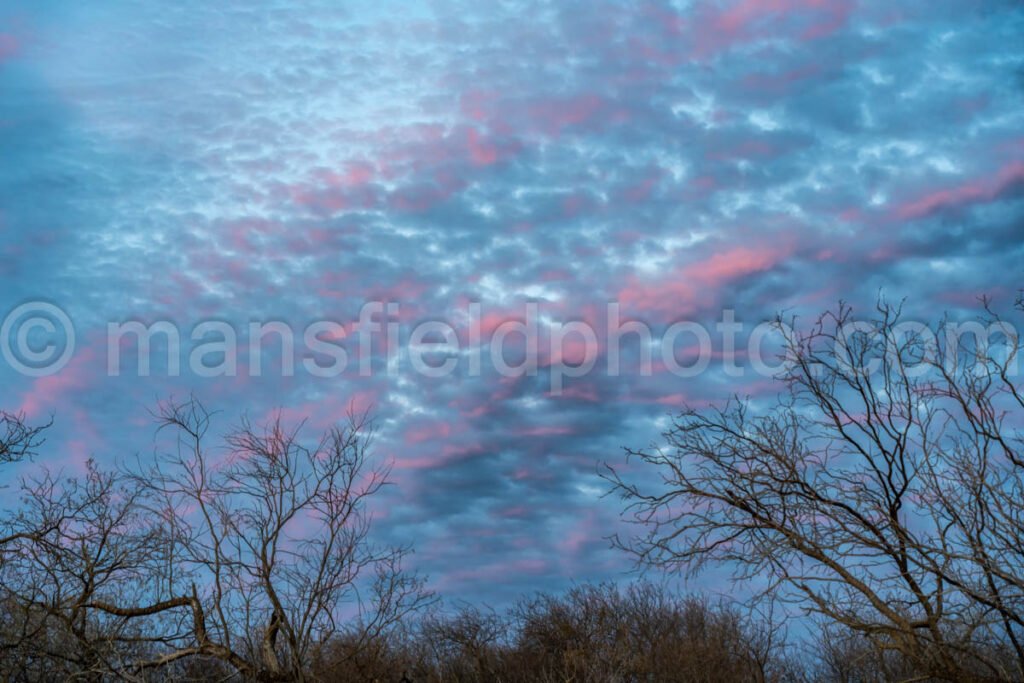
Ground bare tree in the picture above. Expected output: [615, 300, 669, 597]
[418, 603, 505, 681]
[0, 461, 164, 680]
[508, 581, 784, 682]
[606, 298, 1024, 682]
[328, 580, 793, 683]
[0, 398, 431, 681]
[811, 621, 924, 683]
[0, 411, 47, 466]
[0, 411, 51, 549]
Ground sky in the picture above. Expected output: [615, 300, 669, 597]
[1, 0, 1023, 606]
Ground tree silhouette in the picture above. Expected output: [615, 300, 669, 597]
[0, 398, 431, 681]
[607, 298, 1024, 681]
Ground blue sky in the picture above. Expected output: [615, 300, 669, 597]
[1, 0, 1023, 605]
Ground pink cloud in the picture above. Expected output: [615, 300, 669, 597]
[618, 244, 791, 319]
[394, 441, 488, 472]
[478, 311, 513, 338]
[443, 557, 549, 586]
[687, 244, 783, 282]
[0, 34, 18, 62]
[691, 0, 854, 59]
[288, 164, 380, 214]
[387, 175, 466, 213]
[496, 505, 530, 519]
[18, 346, 98, 420]
[262, 389, 380, 433]
[466, 127, 499, 166]
[544, 383, 601, 403]
[540, 334, 594, 369]
[655, 393, 688, 407]
[527, 94, 606, 137]
[615, 166, 665, 204]
[404, 420, 453, 445]
[896, 161, 1024, 219]
[556, 510, 601, 559]
[715, 0, 849, 37]
[515, 425, 575, 438]
[460, 90, 499, 123]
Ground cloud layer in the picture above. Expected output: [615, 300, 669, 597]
[1, 0, 1023, 603]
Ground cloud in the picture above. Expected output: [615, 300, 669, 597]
[1, 0, 1022, 605]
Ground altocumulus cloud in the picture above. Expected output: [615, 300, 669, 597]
[1, 0, 1022, 603]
